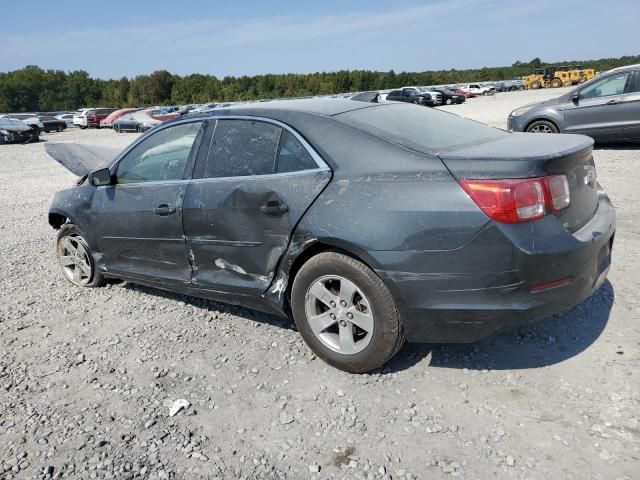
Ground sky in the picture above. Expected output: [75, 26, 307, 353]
[2, 0, 638, 79]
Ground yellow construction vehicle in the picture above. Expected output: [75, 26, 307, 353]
[523, 66, 596, 89]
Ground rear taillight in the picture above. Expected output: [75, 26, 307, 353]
[544, 174, 571, 211]
[459, 175, 570, 224]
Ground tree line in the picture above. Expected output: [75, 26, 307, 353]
[1, 55, 638, 113]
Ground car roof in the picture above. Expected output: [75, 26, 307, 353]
[182, 98, 379, 121]
[607, 63, 640, 74]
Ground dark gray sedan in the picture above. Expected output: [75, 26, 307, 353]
[47, 99, 615, 373]
[508, 64, 640, 142]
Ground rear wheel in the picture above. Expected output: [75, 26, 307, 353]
[526, 120, 559, 134]
[550, 78, 562, 88]
[291, 252, 405, 373]
[56, 224, 105, 288]
[114, 124, 120, 133]
[136, 124, 142, 133]
[56, 125, 63, 132]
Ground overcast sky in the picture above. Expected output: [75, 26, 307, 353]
[2, 0, 638, 79]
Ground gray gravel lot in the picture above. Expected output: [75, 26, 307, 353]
[1, 90, 639, 479]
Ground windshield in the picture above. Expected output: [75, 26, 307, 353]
[335, 103, 506, 153]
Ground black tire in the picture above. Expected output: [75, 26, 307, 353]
[56, 125, 63, 132]
[136, 124, 142, 133]
[291, 252, 405, 373]
[114, 124, 120, 133]
[526, 120, 559, 134]
[56, 224, 106, 288]
[530, 80, 541, 90]
[550, 78, 562, 88]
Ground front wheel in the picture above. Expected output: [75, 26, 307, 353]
[526, 120, 559, 134]
[56, 224, 105, 287]
[291, 252, 405, 373]
[113, 124, 120, 133]
[445, 98, 453, 105]
[136, 124, 143, 133]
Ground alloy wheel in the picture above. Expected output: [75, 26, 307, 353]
[304, 275, 374, 354]
[58, 235, 93, 286]
[529, 124, 553, 133]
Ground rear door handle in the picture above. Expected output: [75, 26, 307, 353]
[260, 201, 289, 216]
[606, 99, 620, 105]
[153, 204, 177, 216]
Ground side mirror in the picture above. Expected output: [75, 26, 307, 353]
[90, 168, 112, 186]
[570, 93, 580, 104]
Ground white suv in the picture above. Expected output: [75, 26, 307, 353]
[460, 84, 494, 96]
[0, 114, 45, 134]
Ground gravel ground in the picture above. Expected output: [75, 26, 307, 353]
[1, 91, 638, 480]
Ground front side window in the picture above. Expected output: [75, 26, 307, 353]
[580, 73, 629, 99]
[116, 122, 202, 184]
[204, 120, 281, 178]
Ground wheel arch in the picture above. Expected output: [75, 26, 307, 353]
[268, 237, 408, 326]
[525, 117, 561, 133]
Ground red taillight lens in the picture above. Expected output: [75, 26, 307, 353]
[544, 175, 571, 211]
[460, 175, 571, 224]
[459, 178, 545, 223]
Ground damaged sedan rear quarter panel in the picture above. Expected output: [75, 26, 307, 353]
[47, 98, 615, 353]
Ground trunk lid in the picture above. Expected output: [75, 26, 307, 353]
[438, 132, 598, 232]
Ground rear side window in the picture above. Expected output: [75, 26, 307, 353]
[204, 120, 281, 178]
[276, 130, 317, 173]
[336, 103, 506, 152]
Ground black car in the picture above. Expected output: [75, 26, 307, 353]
[46, 99, 615, 373]
[431, 88, 465, 105]
[0, 118, 39, 144]
[385, 89, 435, 106]
[39, 115, 67, 133]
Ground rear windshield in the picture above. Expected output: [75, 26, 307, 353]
[335, 103, 506, 152]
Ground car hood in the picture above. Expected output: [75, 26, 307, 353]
[44, 143, 121, 176]
[1, 124, 32, 133]
[516, 96, 563, 111]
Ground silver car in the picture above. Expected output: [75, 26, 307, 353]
[508, 64, 640, 143]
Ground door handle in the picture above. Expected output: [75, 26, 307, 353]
[153, 204, 177, 216]
[606, 99, 620, 105]
[260, 201, 289, 216]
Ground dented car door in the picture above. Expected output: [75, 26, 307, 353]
[183, 117, 331, 295]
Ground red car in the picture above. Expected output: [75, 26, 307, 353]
[451, 88, 476, 98]
[145, 108, 180, 122]
[100, 108, 138, 128]
[86, 108, 118, 128]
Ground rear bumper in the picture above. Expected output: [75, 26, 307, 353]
[373, 192, 616, 343]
